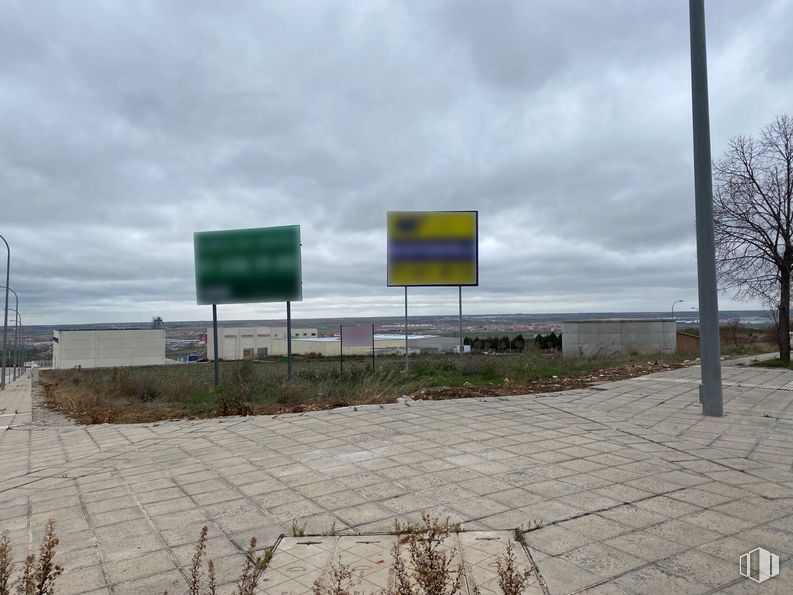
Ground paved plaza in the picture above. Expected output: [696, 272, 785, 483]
[1, 360, 792, 593]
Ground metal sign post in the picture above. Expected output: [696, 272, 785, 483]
[212, 304, 220, 389]
[386, 211, 478, 368]
[459, 286, 463, 357]
[371, 323, 375, 372]
[287, 301, 293, 379]
[404, 287, 409, 370]
[194, 225, 303, 392]
[339, 324, 343, 374]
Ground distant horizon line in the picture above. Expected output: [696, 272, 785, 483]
[28, 308, 773, 329]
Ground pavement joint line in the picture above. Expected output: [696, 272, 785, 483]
[167, 443, 291, 547]
[532, 390, 793, 491]
[116, 461, 187, 589]
[518, 541, 550, 595]
[75, 477, 115, 594]
[0, 449, 149, 496]
[634, 373, 793, 392]
[536, 485, 690, 531]
[541, 506, 791, 595]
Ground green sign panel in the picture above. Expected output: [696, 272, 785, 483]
[194, 225, 302, 305]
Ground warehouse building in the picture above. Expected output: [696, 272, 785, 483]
[52, 329, 166, 369]
[208, 327, 456, 359]
[207, 326, 319, 360]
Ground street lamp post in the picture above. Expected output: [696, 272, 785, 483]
[0, 287, 19, 381]
[689, 0, 723, 416]
[5, 307, 19, 382]
[15, 314, 22, 380]
[0, 235, 8, 390]
[672, 299, 684, 319]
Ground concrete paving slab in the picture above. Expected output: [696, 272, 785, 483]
[0, 371, 32, 428]
[1, 362, 793, 592]
[263, 531, 541, 595]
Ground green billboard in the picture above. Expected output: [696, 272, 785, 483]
[194, 225, 302, 305]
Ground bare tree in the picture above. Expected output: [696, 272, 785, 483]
[713, 115, 793, 361]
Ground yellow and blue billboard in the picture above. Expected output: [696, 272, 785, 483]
[387, 211, 478, 286]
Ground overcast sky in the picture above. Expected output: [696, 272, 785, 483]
[3, 0, 792, 325]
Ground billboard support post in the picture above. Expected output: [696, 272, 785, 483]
[194, 225, 303, 387]
[287, 301, 293, 379]
[212, 304, 220, 390]
[459, 286, 463, 357]
[371, 323, 375, 372]
[339, 324, 343, 375]
[404, 286, 409, 371]
[387, 211, 478, 365]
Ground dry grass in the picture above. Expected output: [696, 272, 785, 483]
[0, 520, 62, 595]
[40, 351, 698, 424]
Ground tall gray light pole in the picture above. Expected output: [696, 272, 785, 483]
[13, 312, 21, 380]
[671, 299, 684, 319]
[17, 316, 23, 379]
[689, 0, 723, 416]
[0, 235, 9, 390]
[0, 287, 19, 380]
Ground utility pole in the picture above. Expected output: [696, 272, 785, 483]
[1, 235, 9, 390]
[689, 0, 723, 416]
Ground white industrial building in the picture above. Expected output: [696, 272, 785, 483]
[52, 329, 166, 369]
[207, 326, 319, 360]
[208, 327, 456, 359]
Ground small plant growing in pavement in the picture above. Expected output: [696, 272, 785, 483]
[312, 561, 354, 595]
[291, 520, 307, 537]
[0, 533, 11, 595]
[513, 520, 543, 546]
[0, 520, 63, 595]
[392, 519, 420, 535]
[321, 521, 338, 536]
[188, 526, 212, 595]
[310, 514, 536, 595]
[496, 542, 533, 595]
[236, 537, 273, 595]
[388, 513, 465, 595]
[170, 527, 274, 595]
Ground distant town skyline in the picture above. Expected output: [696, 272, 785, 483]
[4, 1, 789, 325]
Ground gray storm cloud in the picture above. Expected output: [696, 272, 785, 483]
[1, 0, 791, 324]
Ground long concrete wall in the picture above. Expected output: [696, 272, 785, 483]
[561, 319, 676, 357]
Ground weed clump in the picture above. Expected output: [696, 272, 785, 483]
[496, 542, 533, 595]
[314, 515, 535, 595]
[177, 526, 273, 595]
[291, 520, 307, 537]
[390, 514, 464, 595]
[312, 562, 354, 595]
[0, 520, 63, 595]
